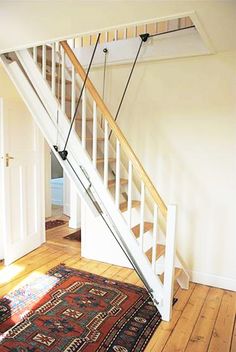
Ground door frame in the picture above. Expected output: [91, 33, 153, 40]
[0, 97, 6, 260]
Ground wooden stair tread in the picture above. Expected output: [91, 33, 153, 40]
[86, 137, 104, 142]
[76, 117, 93, 122]
[96, 157, 116, 164]
[146, 244, 165, 262]
[108, 178, 128, 188]
[132, 222, 153, 238]
[37, 56, 60, 68]
[119, 200, 140, 212]
[57, 95, 72, 102]
[45, 73, 71, 85]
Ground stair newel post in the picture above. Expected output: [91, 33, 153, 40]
[115, 139, 121, 209]
[163, 204, 177, 321]
[51, 42, 56, 96]
[140, 181, 145, 250]
[103, 119, 109, 188]
[60, 46, 66, 113]
[42, 45, 46, 79]
[127, 160, 133, 228]
[82, 88, 87, 149]
[92, 101, 97, 168]
[152, 203, 158, 272]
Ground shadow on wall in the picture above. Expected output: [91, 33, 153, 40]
[51, 151, 63, 179]
[129, 116, 228, 274]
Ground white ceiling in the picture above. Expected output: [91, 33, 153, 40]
[0, 1, 235, 54]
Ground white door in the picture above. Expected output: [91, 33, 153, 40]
[0, 97, 45, 265]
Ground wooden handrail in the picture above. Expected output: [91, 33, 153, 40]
[60, 40, 167, 217]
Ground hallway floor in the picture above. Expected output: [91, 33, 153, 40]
[0, 218, 235, 352]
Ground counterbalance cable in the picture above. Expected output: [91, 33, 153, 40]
[109, 33, 149, 139]
[59, 33, 101, 160]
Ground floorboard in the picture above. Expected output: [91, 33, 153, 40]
[0, 215, 235, 352]
[208, 290, 236, 352]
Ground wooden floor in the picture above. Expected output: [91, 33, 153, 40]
[0, 216, 235, 352]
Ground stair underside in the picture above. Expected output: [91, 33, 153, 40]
[159, 268, 182, 283]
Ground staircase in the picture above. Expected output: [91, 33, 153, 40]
[0, 39, 189, 321]
[72, 16, 193, 48]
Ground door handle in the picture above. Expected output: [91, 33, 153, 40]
[4, 153, 14, 167]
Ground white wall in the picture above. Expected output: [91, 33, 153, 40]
[89, 50, 236, 290]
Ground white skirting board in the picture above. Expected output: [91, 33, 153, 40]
[189, 270, 236, 291]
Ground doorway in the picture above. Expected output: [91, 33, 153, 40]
[51, 151, 64, 217]
[44, 142, 81, 247]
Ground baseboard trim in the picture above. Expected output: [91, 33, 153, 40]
[69, 220, 81, 229]
[189, 270, 236, 291]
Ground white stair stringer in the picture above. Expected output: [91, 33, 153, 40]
[0, 52, 166, 316]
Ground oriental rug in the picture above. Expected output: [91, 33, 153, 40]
[45, 219, 66, 230]
[0, 264, 162, 351]
[64, 229, 81, 242]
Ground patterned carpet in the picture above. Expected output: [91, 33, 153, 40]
[0, 264, 162, 351]
[64, 229, 81, 241]
[45, 219, 66, 230]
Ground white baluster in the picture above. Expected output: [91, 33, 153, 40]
[123, 27, 127, 40]
[127, 161, 133, 228]
[82, 89, 87, 148]
[42, 45, 46, 79]
[163, 205, 177, 321]
[71, 65, 76, 121]
[105, 32, 108, 42]
[114, 30, 118, 41]
[61, 46, 65, 113]
[115, 139, 120, 209]
[33, 47, 37, 63]
[92, 101, 97, 168]
[152, 204, 158, 271]
[51, 42, 56, 96]
[104, 120, 109, 188]
[55, 41, 60, 53]
[140, 181, 145, 249]
[144, 24, 148, 33]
